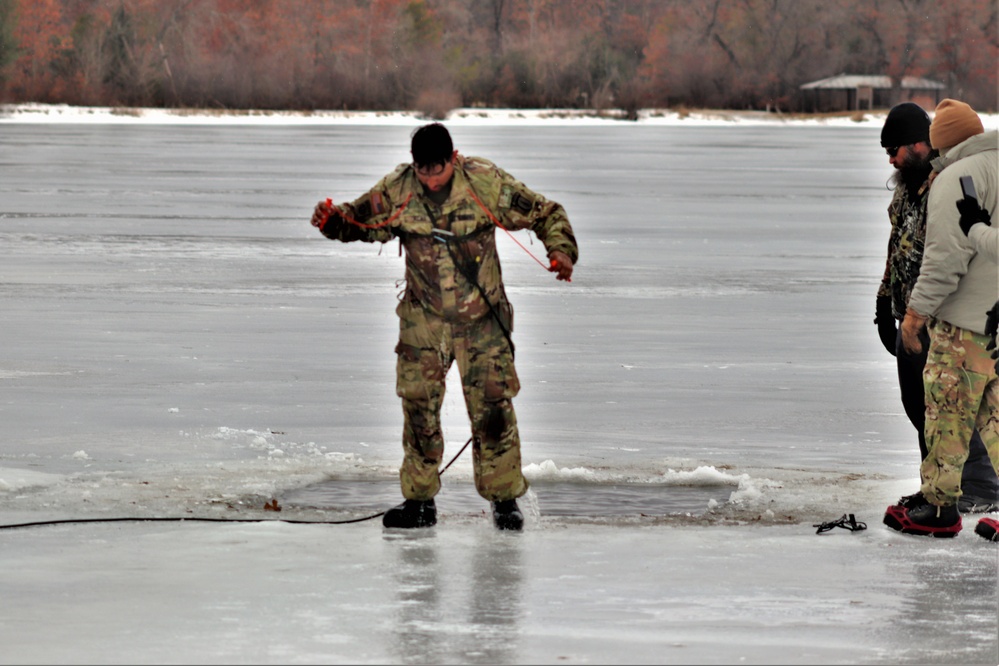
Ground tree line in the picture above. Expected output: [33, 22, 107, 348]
[1, 0, 996, 115]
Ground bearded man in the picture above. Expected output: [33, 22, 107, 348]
[875, 102, 998, 516]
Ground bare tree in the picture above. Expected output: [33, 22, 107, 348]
[1, 0, 995, 111]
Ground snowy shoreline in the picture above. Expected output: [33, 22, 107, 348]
[0, 101, 900, 127]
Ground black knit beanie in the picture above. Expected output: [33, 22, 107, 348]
[881, 102, 931, 148]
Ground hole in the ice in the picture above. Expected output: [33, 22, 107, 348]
[281, 478, 729, 516]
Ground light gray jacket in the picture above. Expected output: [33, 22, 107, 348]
[908, 130, 998, 334]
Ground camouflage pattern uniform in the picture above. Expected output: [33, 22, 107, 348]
[907, 129, 999, 507]
[878, 183, 927, 319]
[880, 176, 998, 492]
[921, 321, 999, 505]
[320, 155, 578, 502]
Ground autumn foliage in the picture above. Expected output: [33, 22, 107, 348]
[0, 0, 995, 113]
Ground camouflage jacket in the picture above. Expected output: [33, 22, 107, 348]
[320, 155, 578, 323]
[878, 181, 928, 320]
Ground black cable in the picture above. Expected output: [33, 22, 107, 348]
[0, 515, 382, 530]
[418, 199, 516, 359]
[444, 236, 516, 359]
[0, 436, 474, 531]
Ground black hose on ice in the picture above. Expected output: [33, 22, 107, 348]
[0, 436, 474, 531]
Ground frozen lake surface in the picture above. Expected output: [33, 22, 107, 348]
[0, 109, 996, 664]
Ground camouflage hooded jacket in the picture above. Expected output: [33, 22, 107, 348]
[320, 155, 578, 324]
[878, 181, 928, 320]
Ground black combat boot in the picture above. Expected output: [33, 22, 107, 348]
[492, 499, 524, 531]
[883, 501, 961, 538]
[382, 499, 437, 529]
[958, 495, 999, 514]
[895, 490, 929, 509]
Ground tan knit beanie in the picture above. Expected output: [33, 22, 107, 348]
[929, 98, 984, 151]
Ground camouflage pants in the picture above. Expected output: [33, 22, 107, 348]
[394, 299, 527, 502]
[920, 320, 999, 505]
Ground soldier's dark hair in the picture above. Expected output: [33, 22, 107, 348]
[411, 123, 453, 167]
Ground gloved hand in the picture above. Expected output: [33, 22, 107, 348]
[986, 300, 999, 354]
[311, 199, 338, 233]
[987, 300, 999, 374]
[875, 295, 897, 356]
[957, 196, 991, 236]
[548, 250, 574, 282]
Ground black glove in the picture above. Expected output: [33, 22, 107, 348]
[986, 300, 999, 357]
[875, 295, 897, 356]
[957, 197, 991, 236]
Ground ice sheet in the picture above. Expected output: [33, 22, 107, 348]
[0, 109, 996, 664]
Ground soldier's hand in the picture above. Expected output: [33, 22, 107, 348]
[957, 196, 991, 236]
[311, 199, 333, 231]
[900, 311, 926, 355]
[986, 300, 999, 354]
[548, 251, 573, 282]
[875, 295, 897, 356]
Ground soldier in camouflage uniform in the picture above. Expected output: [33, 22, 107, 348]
[310, 123, 578, 530]
[885, 100, 999, 540]
[875, 103, 998, 515]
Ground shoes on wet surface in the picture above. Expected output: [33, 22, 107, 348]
[884, 502, 961, 538]
[382, 499, 437, 529]
[492, 499, 524, 531]
[974, 517, 999, 542]
[895, 491, 929, 509]
[958, 495, 999, 514]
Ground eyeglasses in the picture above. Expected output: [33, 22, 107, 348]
[885, 146, 901, 157]
[414, 161, 448, 177]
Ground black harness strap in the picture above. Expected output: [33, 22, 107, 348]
[411, 202, 515, 359]
[392, 220, 494, 243]
[813, 514, 867, 534]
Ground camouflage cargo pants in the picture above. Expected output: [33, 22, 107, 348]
[920, 320, 999, 505]
[394, 299, 528, 502]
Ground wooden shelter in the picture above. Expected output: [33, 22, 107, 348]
[799, 74, 946, 112]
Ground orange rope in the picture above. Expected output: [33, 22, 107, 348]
[463, 187, 551, 271]
[326, 188, 555, 273]
[324, 193, 413, 230]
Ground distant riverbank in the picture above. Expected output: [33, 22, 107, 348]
[0, 102, 907, 127]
